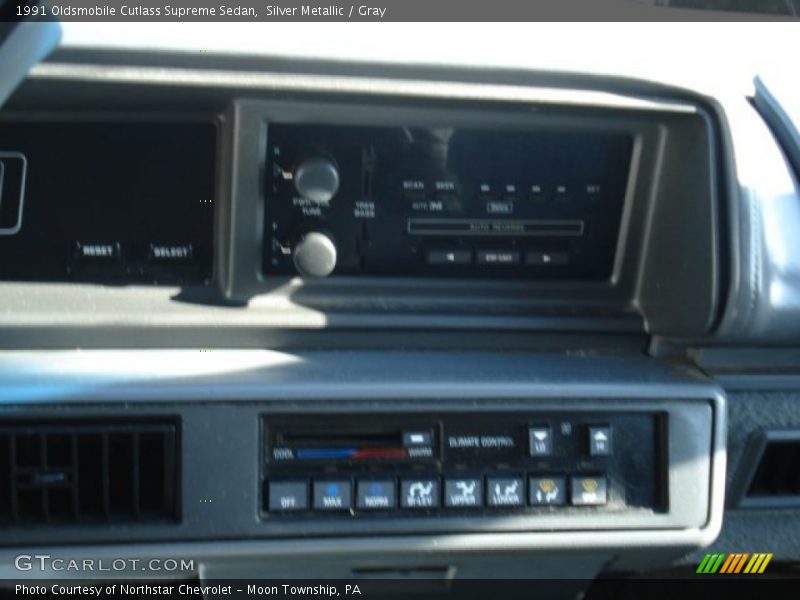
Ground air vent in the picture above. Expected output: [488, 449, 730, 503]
[736, 430, 800, 508]
[0, 420, 179, 524]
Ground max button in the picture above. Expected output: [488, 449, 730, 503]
[313, 479, 352, 511]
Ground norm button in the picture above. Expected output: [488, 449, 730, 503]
[356, 480, 397, 510]
[313, 480, 352, 511]
[268, 480, 309, 512]
[529, 425, 552, 457]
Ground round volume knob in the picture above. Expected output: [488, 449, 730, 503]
[292, 231, 337, 278]
[294, 157, 340, 205]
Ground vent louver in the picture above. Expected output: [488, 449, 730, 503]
[0, 420, 178, 524]
[735, 430, 800, 508]
[747, 441, 800, 498]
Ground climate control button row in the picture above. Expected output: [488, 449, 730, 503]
[266, 474, 607, 513]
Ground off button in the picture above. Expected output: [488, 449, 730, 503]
[268, 480, 309, 512]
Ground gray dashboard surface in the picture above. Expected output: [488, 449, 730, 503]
[683, 385, 800, 566]
[0, 349, 709, 405]
[711, 93, 800, 344]
[3, 29, 800, 346]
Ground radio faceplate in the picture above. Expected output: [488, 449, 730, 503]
[263, 124, 633, 280]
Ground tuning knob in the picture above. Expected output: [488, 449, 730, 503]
[294, 157, 340, 205]
[292, 231, 337, 278]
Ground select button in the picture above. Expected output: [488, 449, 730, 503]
[149, 243, 193, 262]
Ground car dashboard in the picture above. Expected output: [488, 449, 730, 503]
[0, 23, 799, 592]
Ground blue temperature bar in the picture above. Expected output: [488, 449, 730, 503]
[296, 448, 357, 460]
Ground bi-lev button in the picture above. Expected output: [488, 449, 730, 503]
[401, 478, 440, 509]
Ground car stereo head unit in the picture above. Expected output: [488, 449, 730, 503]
[263, 123, 633, 280]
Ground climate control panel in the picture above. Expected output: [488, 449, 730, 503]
[262, 412, 665, 518]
